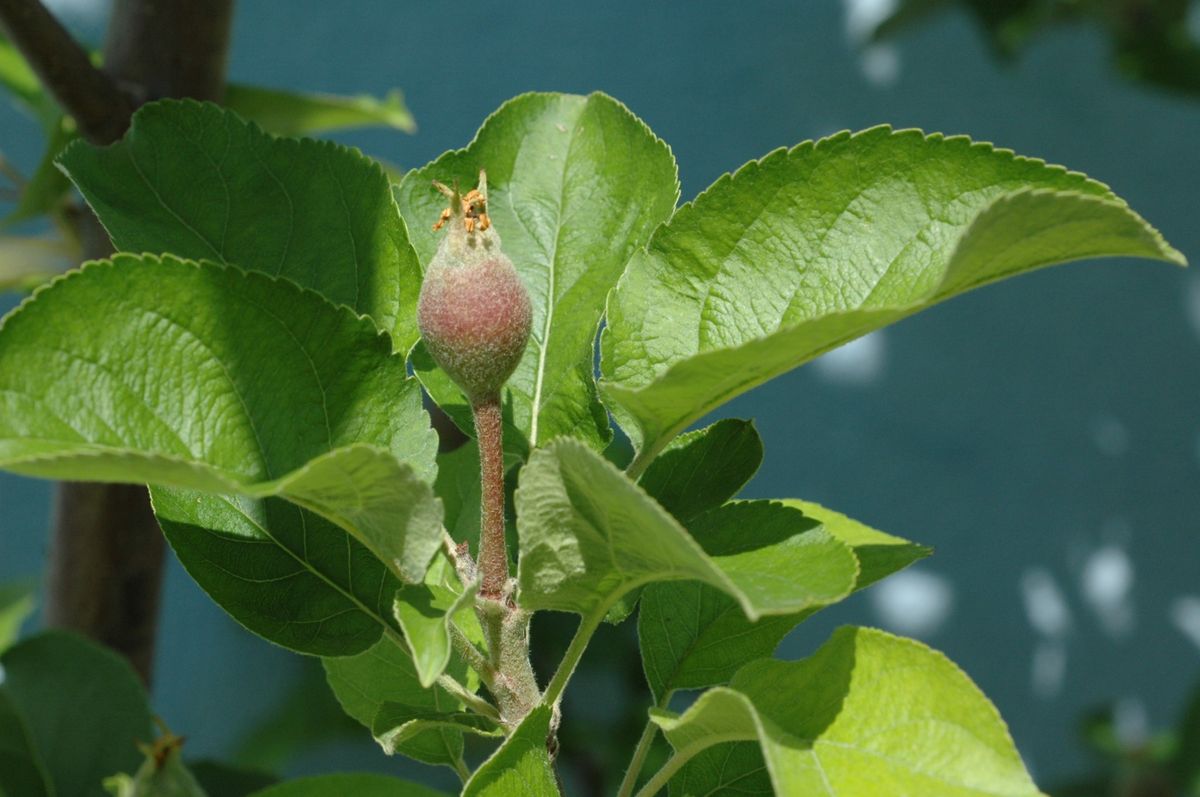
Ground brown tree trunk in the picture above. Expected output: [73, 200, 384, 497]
[40, 0, 235, 686]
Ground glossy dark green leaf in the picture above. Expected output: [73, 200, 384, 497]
[224, 84, 415, 137]
[655, 627, 1043, 797]
[2, 631, 153, 797]
[395, 91, 678, 449]
[58, 100, 423, 351]
[601, 127, 1185, 461]
[189, 761, 278, 797]
[638, 500, 929, 701]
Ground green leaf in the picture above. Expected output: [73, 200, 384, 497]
[57, 99, 423, 352]
[247, 774, 450, 797]
[322, 636, 473, 770]
[436, 441, 484, 543]
[653, 626, 1044, 797]
[0, 581, 35, 652]
[392, 554, 480, 687]
[461, 705, 558, 797]
[668, 742, 771, 797]
[0, 255, 441, 581]
[372, 702, 501, 756]
[2, 631, 153, 797]
[1172, 678, 1200, 794]
[516, 440, 857, 622]
[394, 91, 679, 449]
[0, 254, 439, 655]
[600, 127, 1186, 458]
[638, 418, 764, 523]
[0, 235, 73, 293]
[638, 500, 929, 702]
[224, 84, 415, 137]
[606, 418, 764, 624]
[0, 688, 51, 797]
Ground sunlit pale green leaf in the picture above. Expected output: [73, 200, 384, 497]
[2, 632, 153, 797]
[601, 127, 1185, 460]
[639, 500, 929, 701]
[392, 551, 481, 687]
[654, 627, 1044, 797]
[515, 440, 856, 622]
[0, 254, 440, 655]
[58, 99, 423, 351]
[461, 706, 558, 797]
[247, 773, 450, 797]
[322, 636, 474, 770]
[225, 84, 415, 137]
[395, 91, 678, 450]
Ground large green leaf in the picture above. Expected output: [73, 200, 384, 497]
[639, 500, 930, 701]
[247, 774, 450, 797]
[600, 127, 1186, 458]
[515, 440, 857, 622]
[322, 636, 475, 770]
[460, 706, 558, 797]
[57, 99, 423, 351]
[0, 255, 440, 578]
[0, 688, 51, 797]
[394, 91, 679, 449]
[2, 632, 153, 797]
[224, 84, 415, 137]
[652, 627, 1043, 797]
[0, 254, 440, 655]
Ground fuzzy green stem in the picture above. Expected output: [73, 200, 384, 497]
[473, 395, 508, 599]
[616, 693, 673, 797]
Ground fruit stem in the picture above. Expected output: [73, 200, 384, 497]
[473, 394, 508, 599]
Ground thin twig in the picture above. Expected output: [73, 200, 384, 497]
[0, 0, 133, 144]
[616, 698, 671, 797]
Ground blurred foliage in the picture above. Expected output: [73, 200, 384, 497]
[1052, 677, 1200, 796]
[872, 0, 1200, 96]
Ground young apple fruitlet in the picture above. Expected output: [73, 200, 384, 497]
[417, 172, 532, 405]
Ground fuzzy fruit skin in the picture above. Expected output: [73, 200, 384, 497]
[418, 223, 532, 403]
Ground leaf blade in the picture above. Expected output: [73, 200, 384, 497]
[57, 99, 423, 351]
[395, 91, 679, 449]
[600, 127, 1185, 457]
[653, 627, 1045, 797]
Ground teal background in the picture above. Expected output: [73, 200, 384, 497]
[1, 0, 1197, 790]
